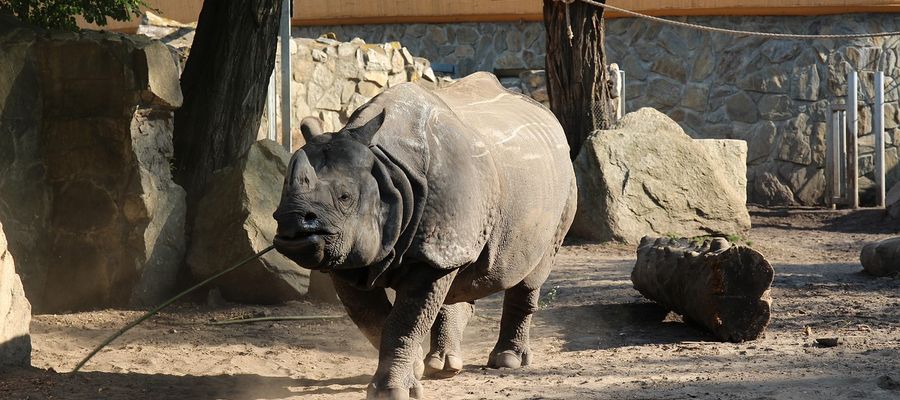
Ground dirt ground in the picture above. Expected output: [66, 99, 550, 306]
[2, 208, 899, 400]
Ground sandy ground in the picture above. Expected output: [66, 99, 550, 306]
[1, 208, 899, 400]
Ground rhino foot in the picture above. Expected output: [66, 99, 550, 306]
[487, 349, 532, 369]
[366, 381, 423, 400]
[424, 352, 463, 378]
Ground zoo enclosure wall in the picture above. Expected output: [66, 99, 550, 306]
[79, 0, 900, 32]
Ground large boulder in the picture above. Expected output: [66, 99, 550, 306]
[1, 222, 31, 367]
[0, 17, 186, 312]
[696, 139, 748, 205]
[188, 140, 309, 304]
[572, 108, 751, 243]
[860, 237, 900, 277]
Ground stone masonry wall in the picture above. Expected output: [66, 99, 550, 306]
[293, 22, 546, 77]
[605, 14, 900, 206]
[300, 14, 900, 206]
[259, 37, 436, 149]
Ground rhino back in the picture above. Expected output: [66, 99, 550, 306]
[434, 73, 576, 294]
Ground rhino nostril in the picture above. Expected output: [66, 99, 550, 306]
[303, 212, 318, 223]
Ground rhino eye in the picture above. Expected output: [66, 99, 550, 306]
[339, 193, 352, 203]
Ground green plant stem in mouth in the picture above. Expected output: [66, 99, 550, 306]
[71, 245, 276, 373]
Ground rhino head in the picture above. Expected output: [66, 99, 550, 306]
[272, 110, 397, 273]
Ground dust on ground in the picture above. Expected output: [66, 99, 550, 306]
[2, 208, 899, 399]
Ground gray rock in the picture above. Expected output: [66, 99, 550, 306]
[860, 237, 900, 277]
[776, 114, 813, 165]
[682, 85, 709, 112]
[0, 222, 31, 367]
[791, 64, 820, 101]
[651, 57, 687, 83]
[747, 121, 777, 165]
[691, 46, 715, 81]
[188, 140, 309, 304]
[0, 25, 186, 312]
[738, 68, 789, 94]
[751, 172, 795, 206]
[645, 78, 682, 109]
[726, 92, 758, 124]
[571, 108, 751, 243]
[696, 139, 749, 204]
[758, 95, 794, 121]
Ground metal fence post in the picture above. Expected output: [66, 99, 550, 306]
[280, 0, 292, 152]
[874, 70, 886, 208]
[847, 69, 859, 209]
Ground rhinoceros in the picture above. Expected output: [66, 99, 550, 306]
[273, 72, 576, 399]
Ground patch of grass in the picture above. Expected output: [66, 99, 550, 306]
[538, 286, 559, 310]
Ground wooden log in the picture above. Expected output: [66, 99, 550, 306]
[632, 236, 774, 342]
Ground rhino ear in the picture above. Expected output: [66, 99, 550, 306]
[300, 116, 324, 142]
[348, 108, 386, 145]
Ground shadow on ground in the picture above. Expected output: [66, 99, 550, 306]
[0, 367, 369, 400]
[540, 301, 715, 351]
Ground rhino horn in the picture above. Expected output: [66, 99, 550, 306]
[289, 150, 318, 192]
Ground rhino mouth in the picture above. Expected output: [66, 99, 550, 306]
[273, 229, 336, 270]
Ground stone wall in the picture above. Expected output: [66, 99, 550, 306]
[605, 14, 900, 206]
[300, 15, 900, 206]
[293, 22, 546, 77]
[260, 37, 436, 149]
[0, 17, 186, 312]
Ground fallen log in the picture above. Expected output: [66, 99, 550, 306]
[860, 237, 900, 277]
[632, 236, 774, 342]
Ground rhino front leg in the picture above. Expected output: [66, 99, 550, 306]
[488, 283, 540, 368]
[332, 276, 426, 380]
[368, 267, 457, 400]
[425, 301, 474, 378]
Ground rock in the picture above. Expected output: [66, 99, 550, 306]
[815, 337, 840, 347]
[0, 22, 187, 312]
[645, 78, 682, 109]
[726, 92, 758, 124]
[650, 57, 687, 82]
[747, 121, 777, 165]
[738, 68, 789, 94]
[777, 114, 813, 165]
[887, 182, 900, 219]
[860, 237, 900, 277]
[0, 222, 31, 367]
[696, 139, 748, 205]
[791, 64, 820, 101]
[188, 140, 309, 303]
[758, 94, 793, 121]
[682, 85, 709, 111]
[572, 108, 751, 243]
[751, 172, 795, 206]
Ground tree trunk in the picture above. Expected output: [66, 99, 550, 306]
[543, 0, 614, 159]
[173, 0, 283, 224]
[632, 237, 774, 343]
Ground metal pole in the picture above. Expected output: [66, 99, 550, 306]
[618, 69, 625, 119]
[266, 71, 277, 141]
[875, 71, 886, 208]
[848, 69, 859, 209]
[825, 103, 835, 207]
[279, 0, 292, 152]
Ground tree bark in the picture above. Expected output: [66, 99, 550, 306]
[632, 237, 774, 343]
[543, 0, 614, 159]
[173, 0, 283, 224]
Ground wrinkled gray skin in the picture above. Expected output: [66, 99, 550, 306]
[273, 73, 576, 400]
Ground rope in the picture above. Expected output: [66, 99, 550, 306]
[207, 315, 344, 325]
[577, 0, 900, 40]
[72, 245, 275, 372]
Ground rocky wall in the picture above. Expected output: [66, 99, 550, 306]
[259, 37, 437, 149]
[293, 22, 546, 77]
[0, 17, 186, 312]
[605, 14, 900, 206]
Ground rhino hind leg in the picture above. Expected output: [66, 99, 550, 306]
[487, 282, 539, 369]
[424, 301, 474, 378]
